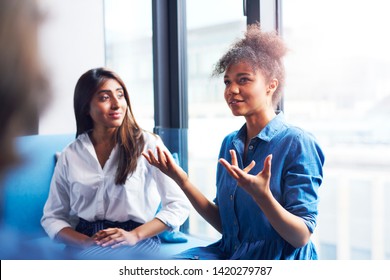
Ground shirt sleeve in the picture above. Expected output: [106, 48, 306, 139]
[282, 130, 325, 233]
[40, 153, 74, 239]
[150, 136, 190, 230]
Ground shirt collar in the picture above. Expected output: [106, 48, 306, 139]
[236, 111, 287, 143]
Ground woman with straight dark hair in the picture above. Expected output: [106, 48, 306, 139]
[41, 67, 190, 259]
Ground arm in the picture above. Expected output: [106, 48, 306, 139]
[142, 146, 222, 233]
[41, 154, 91, 247]
[219, 150, 311, 248]
[55, 227, 95, 249]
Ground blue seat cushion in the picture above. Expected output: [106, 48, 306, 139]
[2, 134, 75, 237]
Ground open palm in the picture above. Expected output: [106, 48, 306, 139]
[219, 149, 272, 199]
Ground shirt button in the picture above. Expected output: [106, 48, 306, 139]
[248, 145, 253, 150]
[230, 194, 233, 200]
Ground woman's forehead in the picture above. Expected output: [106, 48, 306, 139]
[98, 78, 122, 90]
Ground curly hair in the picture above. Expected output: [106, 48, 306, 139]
[212, 23, 288, 108]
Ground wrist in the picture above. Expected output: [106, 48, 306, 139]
[174, 169, 189, 187]
[253, 187, 273, 205]
[81, 236, 95, 249]
[128, 229, 142, 244]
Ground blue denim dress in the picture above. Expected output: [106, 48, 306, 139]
[178, 112, 325, 260]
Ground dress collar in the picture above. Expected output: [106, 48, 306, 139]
[235, 111, 287, 143]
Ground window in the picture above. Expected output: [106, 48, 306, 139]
[186, 0, 247, 239]
[283, 0, 390, 259]
[104, 0, 154, 132]
[104, 0, 247, 239]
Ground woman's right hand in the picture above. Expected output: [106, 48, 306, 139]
[144, 147, 222, 233]
[142, 146, 188, 186]
[56, 227, 96, 249]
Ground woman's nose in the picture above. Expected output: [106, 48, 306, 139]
[228, 83, 239, 95]
[111, 97, 120, 109]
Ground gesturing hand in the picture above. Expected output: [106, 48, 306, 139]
[142, 146, 188, 186]
[219, 150, 272, 199]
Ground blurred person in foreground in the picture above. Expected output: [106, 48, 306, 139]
[0, 0, 49, 178]
[0, 0, 61, 259]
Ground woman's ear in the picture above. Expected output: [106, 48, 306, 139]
[268, 79, 279, 94]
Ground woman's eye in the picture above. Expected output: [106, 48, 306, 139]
[224, 80, 230, 86]
[239, 78, 249, 84]
[99, 95, 109, 101]
[117, 92, 124, 99]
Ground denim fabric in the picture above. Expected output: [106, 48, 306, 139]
[179, 112, 325, 260]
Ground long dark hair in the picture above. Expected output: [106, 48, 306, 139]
[73, 67, 145, 185]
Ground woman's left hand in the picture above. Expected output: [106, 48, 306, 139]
[93, 228, 138, 248]
[219, 150, 272, 199]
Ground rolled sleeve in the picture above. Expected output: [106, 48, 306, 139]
[153, 166, 190, 229]
[283, 131, 325, 233]
[41, 156, 73, 239]
[151, 139, 190, 229]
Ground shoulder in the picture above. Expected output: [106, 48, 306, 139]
[280, 125, 325, 162]
[277, 124, 318, 145]
[56, 133, 88, 161]
[222, 130, 239, 144]
[217, 130, 240, 158]
[142, 130, 162, 150]
[66, 133, 89, 151]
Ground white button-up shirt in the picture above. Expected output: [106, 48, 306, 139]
[41, 131, 190, 239]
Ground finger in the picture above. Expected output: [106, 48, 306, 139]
[142, 149, 155, 164]
[93, 228, 114, 240]
[111, 240, 128, 249]
[229, 149, 238, 166]
[230, 165, 250, 179]
[99, 228, 117, 235]
[147, 149, 160, 165]
[142, 151, 152, 163]
[156, 146, 167, 167]
[163, 150, 177, 168]
[99, 232, 123, 247]
[262, 154, 272, 177]
[243, 160, 256, 173]
[100, 239, 117, 247]
[93, 232, 106, 241]
[94, 229, 115, 243]
[219, 158, 239, 179]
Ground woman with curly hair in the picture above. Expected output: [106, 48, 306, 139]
[144, 24, 325, 260]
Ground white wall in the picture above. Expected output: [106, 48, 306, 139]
[38, 0, 106, 134]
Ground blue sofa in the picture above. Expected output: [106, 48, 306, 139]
[2, 134, 213, 259]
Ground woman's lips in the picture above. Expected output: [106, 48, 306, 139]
[109, 112, 122, 119]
